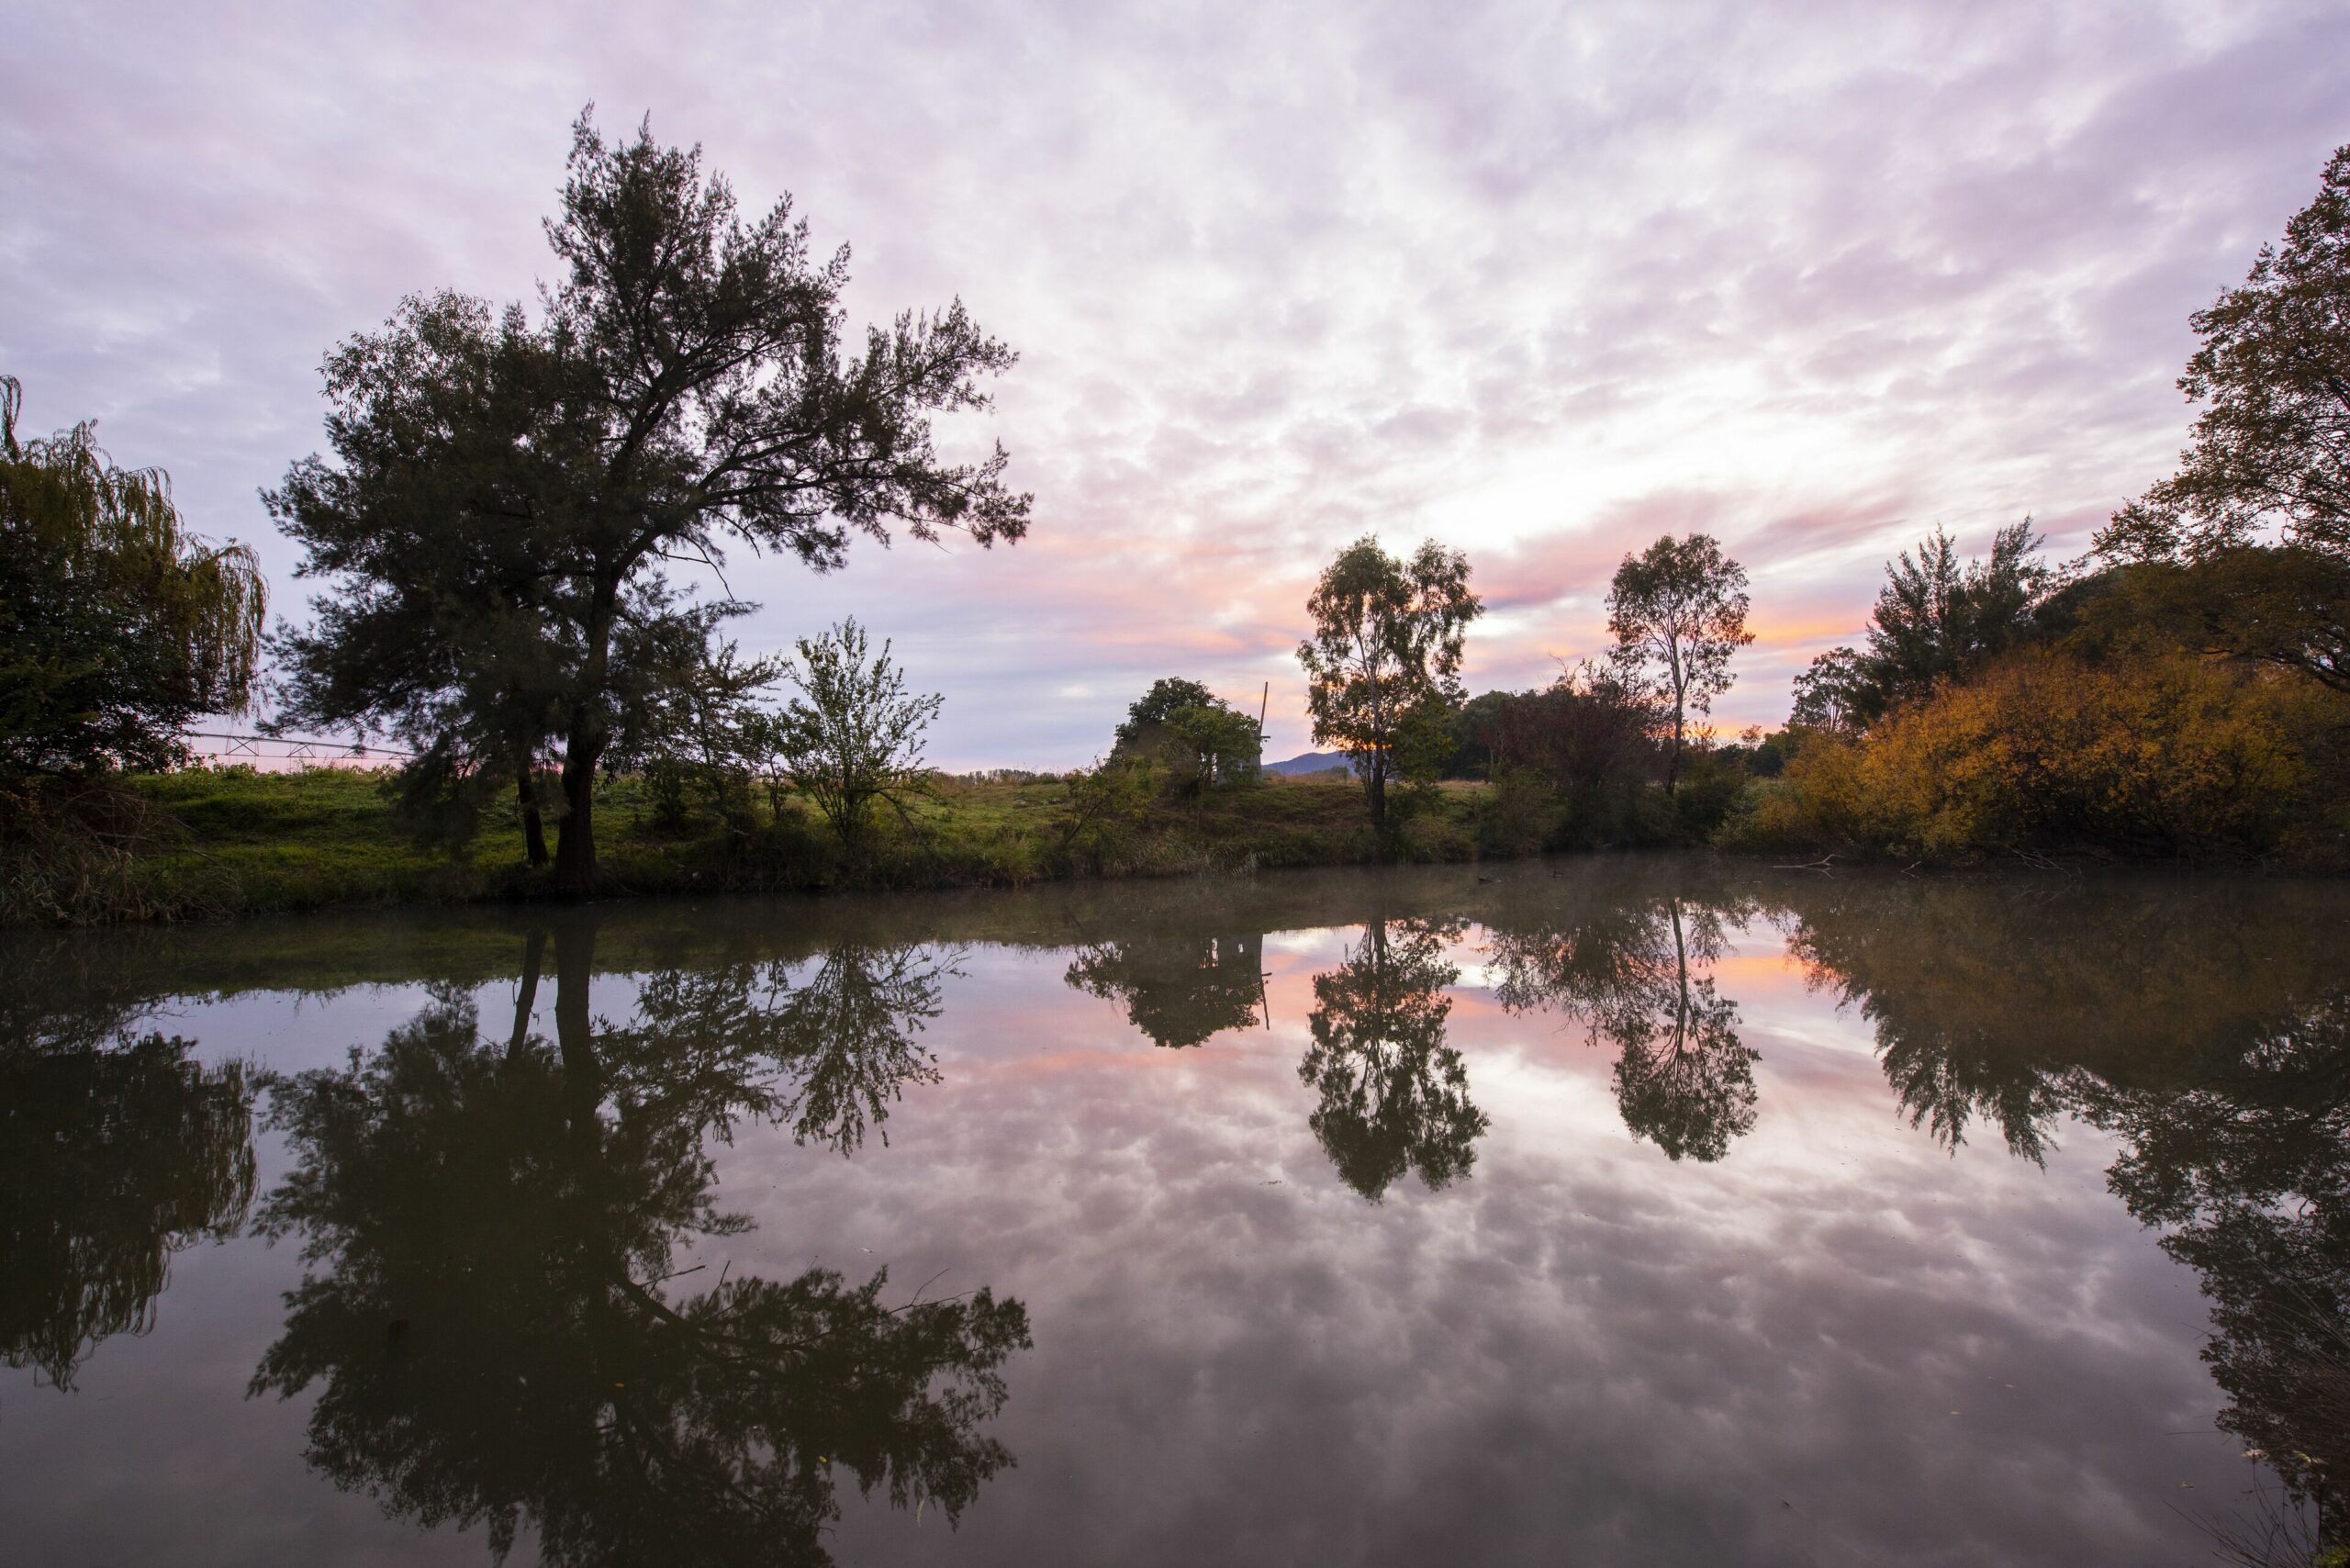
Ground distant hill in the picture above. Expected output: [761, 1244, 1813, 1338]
[1262, 750, 1358, 778]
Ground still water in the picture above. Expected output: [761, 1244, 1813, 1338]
[3, 857, 2344, 1565]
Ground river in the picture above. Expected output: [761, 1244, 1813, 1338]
[3, 856, 2344, 1565]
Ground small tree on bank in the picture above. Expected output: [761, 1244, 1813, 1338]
[1296, 536, 1482, 834]
[273, 112, 1028, 892]
[1606, 534, 1751, 789]
[765, 620, 940, 851]
[1112, 679, 1220, 751]
[1111, 678, 1261, 795]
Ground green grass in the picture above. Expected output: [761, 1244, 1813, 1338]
[46, 766, 1505, 924]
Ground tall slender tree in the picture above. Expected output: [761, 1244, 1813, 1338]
[274, 112, 1029, 890]
[1605, 533, 1751, 788]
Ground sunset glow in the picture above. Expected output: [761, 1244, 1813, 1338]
[6, 1, 2344, 764]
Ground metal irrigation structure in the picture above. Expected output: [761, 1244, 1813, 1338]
[181, 730, 416, 770]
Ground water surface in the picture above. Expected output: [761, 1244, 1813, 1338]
[4, 857, 2344, 1565]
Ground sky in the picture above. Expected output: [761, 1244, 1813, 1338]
[4, 0, 2346, 767]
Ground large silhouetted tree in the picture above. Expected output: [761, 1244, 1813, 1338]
[274, 112, 1028, 890]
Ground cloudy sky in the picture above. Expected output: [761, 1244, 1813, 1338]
[5, 0, 2345, 766]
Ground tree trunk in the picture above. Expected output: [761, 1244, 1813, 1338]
[508, 927, 546, 1062]
[1367, 759, 1389, 836]
[553, 723, 604, 896]
[517, 768, 550, 868]
[552, 918, 606, 1174]
[555, 582, 620, 897]
[554, 919, 596, 1080]
[1666, 691, 1685, 791]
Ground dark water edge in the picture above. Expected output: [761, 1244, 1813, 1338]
[4, 855, 2344, 1565]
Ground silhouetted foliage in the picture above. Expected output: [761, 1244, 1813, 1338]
[1113, 679, 1221, 750]
[2097, 143, 2350, 696]
[2055, 547, 2350, 700]
[1065, 931, 1264, 1048]
[0, 375, 266, 780]
[611, 635, 781, 837]
[1791, 521, 2052, 730]
[759, 619, 941, 853]
[1299, 916, 1486, 1199]
[1487, 890, 1759, 1162]
[274, 112, 1026, 891]
[1109, 681, 1262, 796]
[1480, 663, 1659, 795]
[0, 1030, 254, 1388]
[1462, 663, 1667, 848]
[251, 924, 1023, 1565]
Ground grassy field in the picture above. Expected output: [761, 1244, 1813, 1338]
[70, 764, 1509, 923]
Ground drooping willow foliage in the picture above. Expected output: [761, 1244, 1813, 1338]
[0, 374, 266, 775]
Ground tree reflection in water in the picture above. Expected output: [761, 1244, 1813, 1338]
[0, 1027, 255, 1388]
[1782, 879, 2349, 1551]
[250, 920, 1028, 1567]
[1486, 893, 1760, 1163]
[1064, 931, 1266, 1049]
[2086, 993, 2350, 1549]
[1300, 916, 1487, 1200]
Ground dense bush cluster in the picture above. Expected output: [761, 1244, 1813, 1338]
[1734, 649, 2343, 863]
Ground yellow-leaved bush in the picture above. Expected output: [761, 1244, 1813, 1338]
[1729, 650, 2338, 861]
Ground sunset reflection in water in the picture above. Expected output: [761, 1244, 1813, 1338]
[3, 857, 2343, 1566]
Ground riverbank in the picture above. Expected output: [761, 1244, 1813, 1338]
[12, 756, 2333, 929]
[14, 766, 1525, 925]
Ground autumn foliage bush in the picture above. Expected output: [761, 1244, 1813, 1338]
[1730, 650, 2343, 863]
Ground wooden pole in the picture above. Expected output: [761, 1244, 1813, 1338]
[1258, 681, 1270, 775]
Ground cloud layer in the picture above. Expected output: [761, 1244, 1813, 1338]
[5, 0, 2346, 762]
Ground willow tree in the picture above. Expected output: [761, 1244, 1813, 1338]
[273, 112, 1029, 890]
[0, 376, 266, 777]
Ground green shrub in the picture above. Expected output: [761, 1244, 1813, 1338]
[1671, 752, 1745, 840]
[1477, 767, 1556, 856]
